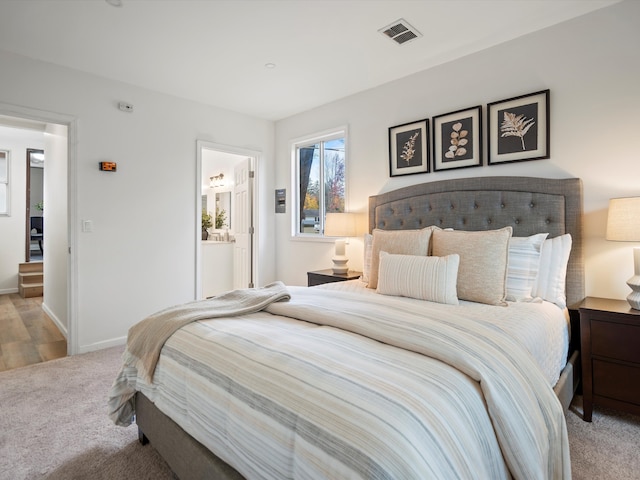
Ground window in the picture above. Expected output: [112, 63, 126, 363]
[0, 150, 9, 216]
[293, 128, 346, 237]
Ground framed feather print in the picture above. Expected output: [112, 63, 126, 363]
[487, 90, 549, 165]
[388, 119, 430, 177]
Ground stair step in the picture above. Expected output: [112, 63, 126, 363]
[19, 282, 43, 298]
[19, 262, 43, 274]
[19, 272, 44, 284]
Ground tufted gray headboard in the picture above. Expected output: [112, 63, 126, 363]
[368, 176, 584, 306]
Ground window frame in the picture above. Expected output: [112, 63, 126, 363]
[291, 126, 348, 241]
[0, 149, 10, 216]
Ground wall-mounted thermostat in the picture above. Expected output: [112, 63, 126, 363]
[275, 188, 286, 213]
[99, 161, 117, 172]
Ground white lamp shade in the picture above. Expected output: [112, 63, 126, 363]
[324, 212, 366, 274]
[324, 212, 366, 237]
[606, 197, 640, 241]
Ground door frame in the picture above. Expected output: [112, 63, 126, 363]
[0, 102, 78, 355]
[195, 140, 260, 299]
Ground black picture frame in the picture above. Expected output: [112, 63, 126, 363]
[432, 105, 482, 171]
[388, 119, 429, 177]
[487, 89, 550, 165]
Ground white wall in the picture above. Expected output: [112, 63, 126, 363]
[43, 123, 68, 333]
[0, 49, 275, 353]
[275, 0, 640, 301]
[0, 125, 45, 293]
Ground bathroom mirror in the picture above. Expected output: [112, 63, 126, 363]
[215, 192, 231, 230]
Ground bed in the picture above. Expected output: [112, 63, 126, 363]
[109, 176, 583, 480]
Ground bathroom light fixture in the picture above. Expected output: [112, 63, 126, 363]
[105, 0, 123, 7]
[209, 173, 225, 188]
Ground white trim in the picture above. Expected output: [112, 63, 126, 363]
[42, 301, 68, 339]
[196, 140, 261, 298]
[0, 288, 18, 295]
[77, 336, 127, 354]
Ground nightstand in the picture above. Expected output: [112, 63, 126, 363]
[307, 269, 361, 287]
[579, 297, 640, 421]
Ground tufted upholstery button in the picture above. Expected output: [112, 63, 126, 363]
[500, 204, 505, 208]
[545, 219, 551, 224]
[515, 219, 520, 224]
[529, 203, 534, 208]
[450, 204, 455, 210]
[474, 204, 479, 209]
[487, 219, 492, 224]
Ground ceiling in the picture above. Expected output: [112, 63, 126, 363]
[0, 0, 621, 121]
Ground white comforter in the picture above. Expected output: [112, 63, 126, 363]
[110, 285, 571, 479]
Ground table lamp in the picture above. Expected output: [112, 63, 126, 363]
[324, 212, 365, 274]
[606, 196, 640, 309]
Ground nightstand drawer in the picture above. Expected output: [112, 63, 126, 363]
[593, 359, 640, 405]
[591, 320, 640, 363]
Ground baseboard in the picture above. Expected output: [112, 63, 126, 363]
[42, 302, 68, 339]
[0, 287, 19, 295]
[78, 336, 127, 354]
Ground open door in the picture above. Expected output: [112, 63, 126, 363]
[233, 158, 254, 288]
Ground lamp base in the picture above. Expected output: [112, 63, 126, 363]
[332, 238, 349, 274]
[331, 257, 349, 274]
[626, 275, 640, 310]
[627, 247, 640, 310]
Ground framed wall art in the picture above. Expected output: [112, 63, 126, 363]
[388, 119, 429, 177]
[487, 89, 550, 165]
[432, 105, 482, 171]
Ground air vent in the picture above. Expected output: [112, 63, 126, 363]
[379, 19, 422, 45]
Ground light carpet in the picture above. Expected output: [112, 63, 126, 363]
[1, 346, 639, 479]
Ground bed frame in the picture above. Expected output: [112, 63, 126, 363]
[136, 176, 584, 479]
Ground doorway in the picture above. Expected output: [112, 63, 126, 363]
[0, 106, 76, 357]
[196, 141, 259, 299]
[25, 148, 44, 263]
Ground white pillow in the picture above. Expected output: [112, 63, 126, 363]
[532, 234, 572, 309]
[361, 233, 373, 283]
[506, 233, 549, 302]
[376, 252, 460, 305]
[368, 227, 433, 289]
[431, 227, 512, 306]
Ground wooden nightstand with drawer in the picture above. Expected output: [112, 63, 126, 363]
[579, 297, 640, 421]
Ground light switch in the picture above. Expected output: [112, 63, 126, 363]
[82, 220, 93, 233]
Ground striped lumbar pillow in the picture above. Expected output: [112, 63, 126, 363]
[376, 252, 460, 305]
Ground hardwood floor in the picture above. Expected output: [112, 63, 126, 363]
[0, 294, 66, 372]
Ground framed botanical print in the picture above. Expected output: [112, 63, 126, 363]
[388, 119, 429, 177]
[432, 105, 482, 171]
[487, 89, 550, 165]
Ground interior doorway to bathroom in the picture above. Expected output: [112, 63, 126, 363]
[196, 141, 259, 299]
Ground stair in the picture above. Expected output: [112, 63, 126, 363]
[19, 262, 43, 298]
